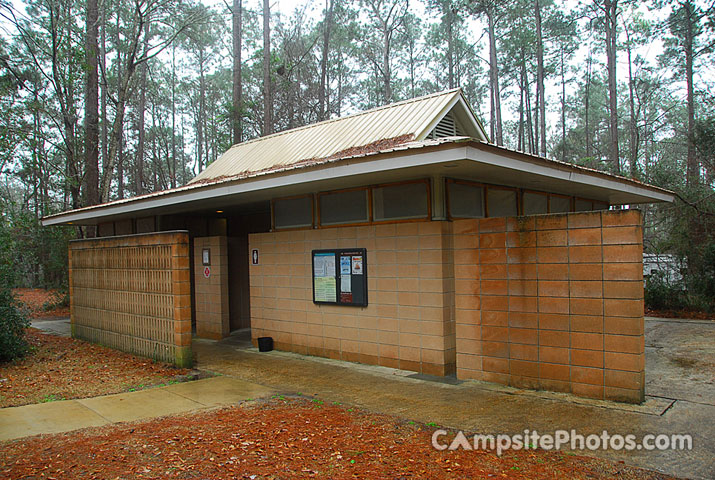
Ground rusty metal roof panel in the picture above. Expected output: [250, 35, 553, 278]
[190, 89, 465, 184]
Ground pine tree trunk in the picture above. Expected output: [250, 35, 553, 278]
[524, 59, 535, 154]
[116, 13, 124, 200]
[84, 0, 99, 209]
[319, 0, 333, 120]
[232, 0, 243, 143]
[535, 0, 546, 156]
[263, 0, 272, 135]
[533, 76, 539, 154]
[171, 44, 177, 188]
[518, 66, 524, 152]
[383, 25, 391, 103]
[447, 7, 454, 89]
[626, 29, 638, 179]
[136, 21, 150, 195]
[585, 53, 592, 159]
[561, 49, 567, 162]
[337, 50, 343, 116]
[684, 1, 698, 187]
[605, 0, 620, 174]
[487, 10, 502, 145]
[100, 1, 108, 178]
[197, 50, 206, 172]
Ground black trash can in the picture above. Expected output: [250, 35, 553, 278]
[257, 336, 273, 352]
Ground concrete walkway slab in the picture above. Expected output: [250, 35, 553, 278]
[0, 400, 108, 441]
[167, 375, 274, 407]
[0, 376, 275, 443]
[77, 387, 204, 423]
[31, 317, 71, 337]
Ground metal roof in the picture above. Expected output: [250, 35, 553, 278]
[190, 88, 487, 184]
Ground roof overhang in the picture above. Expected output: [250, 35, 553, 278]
[42, 139, 674, 227]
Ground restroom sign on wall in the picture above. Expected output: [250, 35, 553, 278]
[203, 266, 211, 278]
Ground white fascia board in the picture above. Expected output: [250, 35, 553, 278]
[42, 147, 469, 226]
[466, 147, 675, 203]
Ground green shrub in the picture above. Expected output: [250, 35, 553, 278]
[645, 267, 715, 314]
[0, 287, 30, 362]
[644, 271, 687, 312]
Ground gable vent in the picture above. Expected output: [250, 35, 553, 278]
[429, 111, 464, 138]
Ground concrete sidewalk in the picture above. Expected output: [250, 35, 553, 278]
[0, 376, 274, 442]
[30, 317, 71, 337]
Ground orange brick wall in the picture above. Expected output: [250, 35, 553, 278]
[69, 231, 192, 367]
[454, 210, 644, 403]
[248, 222, 456, 376]
[194, 236, 230, 340]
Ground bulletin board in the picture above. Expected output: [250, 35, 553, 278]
[312, 248, 367, 306]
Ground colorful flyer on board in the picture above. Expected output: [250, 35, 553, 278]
[340, 256, 351, 275]
[351, 255, 363, 275]
[314, 276, 336, 302]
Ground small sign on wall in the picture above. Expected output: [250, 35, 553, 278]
[203, 266, 211, 278]
[252, 249, 259, 265]
[202, 248, 211, 266]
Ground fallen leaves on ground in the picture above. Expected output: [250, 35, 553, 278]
[0, 329, 188, 407]
[0, 397, 675, 480]
[13, 288, 69, 318]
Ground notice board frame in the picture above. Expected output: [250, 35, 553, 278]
[311, 248, 368, 307]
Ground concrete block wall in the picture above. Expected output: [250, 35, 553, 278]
[454, 210, 645, 403]
[248, 222, 456, 376]
[69, 231, 192, 367]
[194, 236, 230, 340]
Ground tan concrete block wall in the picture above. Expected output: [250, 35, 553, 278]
[454, 210, 644, 403]
[69, 231, 192, 367]
[194, 236, 230, 340]
[249, 222, 456, 375]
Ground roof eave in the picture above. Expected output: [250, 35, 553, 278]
[469, 141, 675, 203]
[42, 138, 674, 226]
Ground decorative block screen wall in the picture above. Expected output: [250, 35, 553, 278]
[248, 222, 456, 376]
[454, 210, 644, 403]
[69, 231, 192, 367]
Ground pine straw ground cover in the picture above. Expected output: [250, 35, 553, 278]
[0, 329, 189, 407]
[13, 288, 69, 318]
[0, 397, 675, 480]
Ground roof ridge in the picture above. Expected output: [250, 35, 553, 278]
[221, 88, 463, 152]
